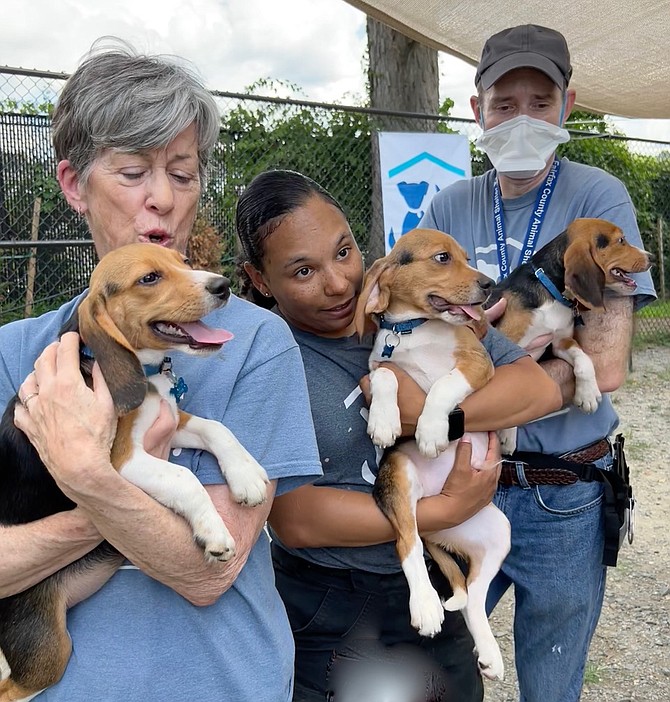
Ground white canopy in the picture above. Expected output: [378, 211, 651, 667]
[345, 0, 669, 118]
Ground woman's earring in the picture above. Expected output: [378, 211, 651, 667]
[263, 290, 272, 297]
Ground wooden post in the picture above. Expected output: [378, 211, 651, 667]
[657, 217, 666, 300]
[24, 197, 41, 318]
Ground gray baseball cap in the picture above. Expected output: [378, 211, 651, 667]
[475, 24, 572, 90]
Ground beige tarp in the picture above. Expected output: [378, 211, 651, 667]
[344, 0, 669, 118]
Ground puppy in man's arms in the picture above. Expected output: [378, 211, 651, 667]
[0, 243, 269, 702]
[487, 218, 651, 452]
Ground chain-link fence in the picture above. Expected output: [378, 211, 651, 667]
[1, 66, 669, 342]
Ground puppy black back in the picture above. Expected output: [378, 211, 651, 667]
[0, 306, 93, 526]
[486, 230, 570, 311]
[0, 397, 75, 525]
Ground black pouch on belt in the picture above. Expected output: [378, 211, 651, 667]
[508, 434, 634, 567]
[600, 433, 635, 567]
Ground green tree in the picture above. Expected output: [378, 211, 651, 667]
[559, 111, 659, 234]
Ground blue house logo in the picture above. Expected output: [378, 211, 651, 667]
[388, 152, 467, 249]
[389, 152, 467, 179]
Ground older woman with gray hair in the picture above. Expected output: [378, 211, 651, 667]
[0, 40, 321, 701]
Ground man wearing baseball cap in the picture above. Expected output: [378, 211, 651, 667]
[476, 24, 572, 91]
[421, 24, 655, 702]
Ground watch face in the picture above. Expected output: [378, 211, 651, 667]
[448, 407, 465, 442]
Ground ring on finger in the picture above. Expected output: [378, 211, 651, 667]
[21, 391, 39, 410]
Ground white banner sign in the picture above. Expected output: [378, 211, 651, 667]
[377, 132, 471, 253]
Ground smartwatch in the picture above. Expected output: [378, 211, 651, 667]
[447, 406, 465, 442]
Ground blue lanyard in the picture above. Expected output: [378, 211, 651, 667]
[492, 159, 561, 279]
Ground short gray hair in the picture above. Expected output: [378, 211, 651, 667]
[52, 38, 220, 185]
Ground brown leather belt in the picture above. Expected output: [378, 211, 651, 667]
[561, 438, 612, 464]
[499, 438, 611, 487]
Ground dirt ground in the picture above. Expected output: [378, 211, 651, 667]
[483, 345, 670, 702]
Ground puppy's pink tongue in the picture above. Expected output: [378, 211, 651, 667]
[454, 305, 481, 319]
[180, 321, 234, 344]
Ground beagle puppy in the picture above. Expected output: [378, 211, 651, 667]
[488, 218, 651, 452]
[0, 243, 269, 702]
[354, 229, 509, 681]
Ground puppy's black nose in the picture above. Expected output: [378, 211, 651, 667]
[207, 276, 230, 301]
[478, 275, 494, 291]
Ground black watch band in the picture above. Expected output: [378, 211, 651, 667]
[448, 406, 465, 442]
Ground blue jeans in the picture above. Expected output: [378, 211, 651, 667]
[486, 454, 612, 702]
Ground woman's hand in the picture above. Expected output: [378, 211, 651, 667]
[440, 433, 501, 515]
[417, 433, 501, 533]
[14, 333, 117, 496]
[359, 363, 426, 436]
[143, 399, 179, 460]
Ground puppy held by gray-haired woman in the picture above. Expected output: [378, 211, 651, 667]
[0, 39, 322, 702]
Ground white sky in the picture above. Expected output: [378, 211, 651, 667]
[2, 0, 669, 143]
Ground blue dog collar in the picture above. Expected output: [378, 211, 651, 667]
[532, 266, 585, 326]
[378, 315, 428, 358]
[80, 346, 189, 403]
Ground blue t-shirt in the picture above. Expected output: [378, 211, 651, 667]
[420, 157, 657, 456]
[0, 293, 322, 702]
[272, 326, 526, 574]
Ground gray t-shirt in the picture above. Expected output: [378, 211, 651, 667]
[272, 326, 526, 574]
[0, 293, 322, 702]
[420, 157, 656, 456]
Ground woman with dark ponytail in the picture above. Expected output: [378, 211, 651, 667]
[236, 169, 344, 309]
[235, 169, 559, 702]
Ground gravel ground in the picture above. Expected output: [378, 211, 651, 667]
[484, 345, 670, 702]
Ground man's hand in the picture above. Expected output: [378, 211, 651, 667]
[467, 298, 507, 340]
[483, 297, 507, 324]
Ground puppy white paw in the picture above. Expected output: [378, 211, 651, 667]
[415, 416, 449, 458]
[367, 404, 401, 448]
[410, 585, 445, 637]
[442, 588, 468, 612]
[497, 427, 518, 456]
[573, 381, 602, 414]
[193, 516, 236, 562]
[226, 454, 270, 507]
[475, 636, 505, 681]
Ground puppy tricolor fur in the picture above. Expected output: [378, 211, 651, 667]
[354, 229, 510, 681]
[0, 243, 269, 702]
[487, 218, 651, 452]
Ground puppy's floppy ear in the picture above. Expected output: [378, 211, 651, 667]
[564, 238, 606, 310]
[59, 301, 81, 336]
[77, 294, 147, 415]
[353, 257, 395, 339]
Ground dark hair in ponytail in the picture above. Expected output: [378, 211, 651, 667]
[235, 169, 344, 307]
